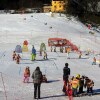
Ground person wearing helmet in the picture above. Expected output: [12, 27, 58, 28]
[71, 76, 80, 96]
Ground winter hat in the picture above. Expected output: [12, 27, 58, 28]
[65, 63, 68, 67]
[36, 66, 40, 71]
[76, 74, 80, 78]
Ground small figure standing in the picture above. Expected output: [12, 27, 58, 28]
[60, 47, 64, 53]
[71, 74, 80, 97]
[15, 54, 21, 64]
[43, 51, 47, 60]
[54, 46, 56, 52]
[79, 76, 85, 94]
[31, 45, 36, 61]
[42, 75, 47, 83]
[66, 47, 71, 59]
[92, 57, 96, 65]
[32, 67, 43, 99]
[12, 51, 16, 60]
[98, 58, 100, 67]
[23, 67, 30, 83]
[50, 46, 53, 52]
[67, 80, 73, 99]
[84, 78, 94, 95]
[79, 52, 82, 59]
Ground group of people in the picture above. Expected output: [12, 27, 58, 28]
[32, 45, 48, 61]
[12, 46, 97, 99]
[23, 66, 43, 99]
[12, 51, 21, 64]
[63, 63, 94, 97]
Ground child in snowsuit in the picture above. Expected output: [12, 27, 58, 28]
[64, 79, 73, 100]
[92, 57, 96, 65]
[79, 76, 85, 94]
[71, 75, 80, 97]
[50, 46, 53, 52]
[60, 47, 64, 53]
[12, 51, 16, 61]
[31, 46, 36, 61]
[98, 59, 100, 67]
[84, 78, 94, 95]
[43, 51, 47, 60]
[66, 47, 71, 58]
[15, 54, 21, 64]
[54, 46, 56, 52]
[68, 81, 73, 100]
[42, 75, 47, 83]
[79, 52, 82, 59]
[23, 67, 30, 83]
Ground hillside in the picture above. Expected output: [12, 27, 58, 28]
[0, 13, 100, 100]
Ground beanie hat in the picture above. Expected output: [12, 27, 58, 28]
[65, 63, 68, 67]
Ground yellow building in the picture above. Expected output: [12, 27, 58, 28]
[51, 0, 66, 12]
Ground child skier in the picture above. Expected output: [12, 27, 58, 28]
[42, 75, 47, 83]
[84, 77, 94, 95]
[92, 57, 96, 65]
[68, 80, 73, 100]
[43, 51, 47, 60]
[64, 80, 73, 100]
[12, 51, 16, 61]
[15, 54, 21, 64]
[71, 74, 80, 97]
[98, 59, 100, 67]
[23, 67, 30, 83]
[54, 46, 56, 52]
[50, 46, 53, 52]
[66, 47, 71, 59]
[79, 76, 85, 94]
[31, 46, 36, 61]
[79, 52, 82, 59]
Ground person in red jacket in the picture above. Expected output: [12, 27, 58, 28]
[12, 51, 16, 61]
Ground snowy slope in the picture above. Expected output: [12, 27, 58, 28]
[0, 13, 100, 100]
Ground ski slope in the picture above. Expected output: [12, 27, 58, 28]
[0, 13, 100, 100]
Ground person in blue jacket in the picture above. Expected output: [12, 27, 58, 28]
[31, 45, 36, 61]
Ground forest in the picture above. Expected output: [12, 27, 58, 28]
[0, 0, 51, 9]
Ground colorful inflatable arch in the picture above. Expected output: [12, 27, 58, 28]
[15, 45, 22, 53]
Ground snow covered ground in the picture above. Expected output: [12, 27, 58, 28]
[0, 13, 100, 100]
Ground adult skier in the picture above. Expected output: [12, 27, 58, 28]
[32, 67, 43, 99]
[62, 63, 70, 93]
